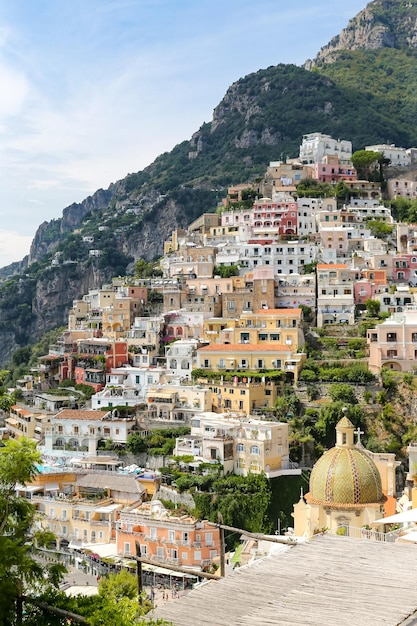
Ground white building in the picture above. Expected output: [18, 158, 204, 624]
[165, 338, 199, 381]
[365, 144, 411, 168]
[176, 412, 293, 478]
[316, 263, 355, 327]
[275, 274, 316, 309]
[238, 241, 317, 276]
[44, 409, 136, 455]
[91, 365, 165, 410]
[299, 133, 352, 165]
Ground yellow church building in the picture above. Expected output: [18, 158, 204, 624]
[293, 417, 397, 538]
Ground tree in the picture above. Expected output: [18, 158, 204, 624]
[126, 433, 147, 454]
[334, 180, 350, 202]
[365, 299, 381, 317]
[44, 572, 171, 626]
[0, 438, 66, 625]
[213, 265, 239, 278]
[367, 220, 393, 239]
[300, 304, 314, 324]
[328, 383, 358, 405]
[351, 150, 381, 181]
[314, 402, 365, 449]
[134, 259, 162, 279]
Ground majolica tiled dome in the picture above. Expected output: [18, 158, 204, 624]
[309, 417, 383, 506]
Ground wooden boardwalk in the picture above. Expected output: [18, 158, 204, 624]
[152, 534, 417, 625]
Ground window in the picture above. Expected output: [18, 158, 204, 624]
[182, 552, 188, 560]
[62, 525, 67, 535]
[387, 333, 397, 342]
[169, 530, 175, 543]
[228, 301, 235, 310]
[257, 359, 264, 369]
[270, 333, 280, 341]
[237, 443, 245, 452]
[205, 533, 214, 547]
[251, 445, 260, 454]
[157, 547, 164, 558]
[194, 551, 202, 562]
[150, 527, 157, 540]
[124, 542, 131, 555]
[140, 544, 147, 555]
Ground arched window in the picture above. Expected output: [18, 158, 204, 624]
[237, 443, 245, 453]
[250, 445, 260, 455]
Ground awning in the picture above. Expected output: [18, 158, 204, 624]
[372, 508, 417, 525]
[77, 456, 119, 465]
[15, 484, 44, 493]
[96, 504, 121, 513]
[81, 543, 118, 557]
[396, 531, 417, 543]
[45, 483, 59, 491]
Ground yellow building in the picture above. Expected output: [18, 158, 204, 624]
[31, 472, 147, 550]
[205, 377, 278, 414]
[6, 405, 51, 441]
[203, 308, 304, 351]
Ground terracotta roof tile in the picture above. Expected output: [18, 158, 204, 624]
[54, 409, 111, 421]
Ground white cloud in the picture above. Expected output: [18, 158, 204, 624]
[0, 230, 32, 266]
[0, 61, 29, 117]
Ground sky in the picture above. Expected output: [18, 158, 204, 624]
[0, 0, 368, 267]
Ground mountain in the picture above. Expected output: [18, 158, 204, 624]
[306, 0, 417, 68]
[1, 0, 417, 366]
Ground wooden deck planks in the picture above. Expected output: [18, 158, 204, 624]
[151, 535, 417, 626]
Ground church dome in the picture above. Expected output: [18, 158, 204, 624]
[308, 417, 383, 506]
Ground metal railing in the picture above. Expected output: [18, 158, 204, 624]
[328, 524, 402, 543]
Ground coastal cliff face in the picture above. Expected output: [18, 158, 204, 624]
[2, 0, 417, 366]
[306, 0, 417, 68]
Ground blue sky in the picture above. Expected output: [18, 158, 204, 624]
[0, 0, 367, 266]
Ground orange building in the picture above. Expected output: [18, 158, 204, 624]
[117, 500, 220, 569]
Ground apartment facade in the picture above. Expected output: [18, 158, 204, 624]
[316, 264, 355, 327]
[179, 413, 290, 478]
[367, 307, 417, 373]
[43, 409, 136, 454]
[117, 501, 220, 569]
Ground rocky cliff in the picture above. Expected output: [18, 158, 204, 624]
[306, 0, 417, 68]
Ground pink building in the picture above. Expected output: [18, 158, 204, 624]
[367, 308, 417, 373]
[312, 155, 356, 183]
[354, 280, 382, 307]
[392, 254, 417, 284]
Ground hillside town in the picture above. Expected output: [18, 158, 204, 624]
[7, 132, 417, 619]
